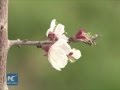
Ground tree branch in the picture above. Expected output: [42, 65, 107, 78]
[0, 0, 9, 90]
[9, 34, 98, 48]
[9, 39, 52, 48]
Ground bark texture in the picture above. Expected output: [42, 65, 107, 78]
[0, 0, 9, 90]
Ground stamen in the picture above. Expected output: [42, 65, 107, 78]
[48, 32, 58, 41]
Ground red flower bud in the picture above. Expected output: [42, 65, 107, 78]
[75, 29, 87, 40]
[75, 29, 86, 39]
[74, 29, 91, 42]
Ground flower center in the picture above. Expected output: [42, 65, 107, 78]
[48, 32, 58, 41]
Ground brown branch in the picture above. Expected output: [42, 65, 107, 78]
[0, 0, 9, 90]
[9, 34, 98, 48]
[9, 39, 52, 48]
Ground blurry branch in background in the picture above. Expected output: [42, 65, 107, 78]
[0, 0, 8, 90]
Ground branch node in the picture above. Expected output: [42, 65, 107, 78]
[23, 39, 28, 42]
[37, 42, 42, 48]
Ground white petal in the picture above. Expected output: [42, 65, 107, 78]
[53, 39, 71, 55]
[46, 28, 53, 37]
[50, 19, 56, 28]
[71, 48, 81, 59]
[57, 34, 69, 42]
[48, 46, 68, 71]
[60, 42, 71, 55]
[46, 19, 56, 37]
[54, 24, 65, 35]
[52, 39, 66, 47]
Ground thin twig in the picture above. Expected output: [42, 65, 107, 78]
[9, 34, 98, 48]
[9, 39, 52, 48]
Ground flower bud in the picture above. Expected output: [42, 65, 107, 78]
[74, 29, 94, 45]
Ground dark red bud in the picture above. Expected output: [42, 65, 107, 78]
[75, 29, 86, 39]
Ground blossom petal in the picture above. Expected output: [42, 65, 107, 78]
[46, 19, 56, 37]
[46, 28, 53, 37]
[50, 19, 56, 28]
[54, 24, 65, 35]
[48, 46, 68, 71]
[53, 39, 71, 55]
[57, 34, 68, 42]
[71, 48, 81, 59]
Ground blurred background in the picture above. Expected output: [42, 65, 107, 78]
[8, 0, 120, 90]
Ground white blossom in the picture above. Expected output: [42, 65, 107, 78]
[48, 39, 81, 71]
[46, 19, 68, 41]
[45, 19, 82, 71]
